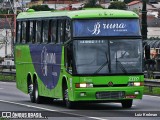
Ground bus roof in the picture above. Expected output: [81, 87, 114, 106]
[17, 9, 139, 20]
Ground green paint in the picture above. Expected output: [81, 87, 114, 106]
[17, 9, 138, 20]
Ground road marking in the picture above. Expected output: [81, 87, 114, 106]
[0, 82, 7, 84]
[0, 99, 109, 120]
[89, 117, 108, 120]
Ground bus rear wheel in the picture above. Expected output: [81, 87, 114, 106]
[29, 84, 35, 103]
[63, 84, 75, 109]
[121, 99, 133, 108]
[34, 80, 43, 104]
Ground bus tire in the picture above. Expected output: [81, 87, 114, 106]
[34, 80, 43, 104]
[29, 83, 35, 103]
[121, 99, 133, 108]
[63, 83, 74, 109]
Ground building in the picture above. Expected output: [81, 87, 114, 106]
[27, 0, 111, 9]
[127, 0, 156, 11]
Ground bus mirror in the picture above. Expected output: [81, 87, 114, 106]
[145, 45, 150, 60]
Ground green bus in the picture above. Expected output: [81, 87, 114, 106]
[15, 8, 144, 108]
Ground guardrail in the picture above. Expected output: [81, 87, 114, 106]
[0, 71, 16, 75]
[0, 65, 15, 72]
[0, 70, 16, 81]
[144, 71, 160, 79]
[144, 79, 160, 92]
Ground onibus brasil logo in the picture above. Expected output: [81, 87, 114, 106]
[41, 46, 56, 76]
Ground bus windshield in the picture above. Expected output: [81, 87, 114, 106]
[73, 19, 141, 37]
[73, 40, 142, 75]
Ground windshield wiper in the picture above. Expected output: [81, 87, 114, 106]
[116, 59, 127, 74]
[94, 52, 109, 74]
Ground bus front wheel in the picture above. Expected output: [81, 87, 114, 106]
[63, 84, 75, 109]
[121, 99, 133, 108]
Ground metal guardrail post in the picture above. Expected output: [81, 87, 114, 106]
[149, 86, 153, 93]
[144, 79, 160, 93]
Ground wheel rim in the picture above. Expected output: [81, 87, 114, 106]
[29, 84, 33, 95]
[35, 84, 38, 100]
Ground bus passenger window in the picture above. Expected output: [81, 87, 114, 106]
[65, 43, 73, 73]
[36, 21, 42, 43]
[65, 20, 71, 42]
[50, 20, 57, 43]
[58, 20, 64, 44]
[26, 21, 30, 43]
[16, 21, 21, 43]
[42, 20, 49, 43]
[29, 21, 34, 43]
[21, 22, 26, 44]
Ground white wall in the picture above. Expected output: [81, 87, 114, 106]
[128, 3, 155, 11]
[0, 29, 12, 57]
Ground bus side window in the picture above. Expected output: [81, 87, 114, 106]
[42, 20, 49, 43]
[29, 21, 34, 43]
[21, 21, 26, 44]
[57, 20, 65, 44]
[65, 20, 71, 42]
[26, 21, 30, 43]
[36, 21, 42, 43]
[16, 21, 21, 43]
[50, 20, 57, 43]
[65, 43, 73, 73]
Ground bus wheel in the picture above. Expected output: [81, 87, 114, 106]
[63, 84, 74, 109]
[121, 99, 133, 108]
[34, 80, 43, 104]
[29, 84, 35, 103]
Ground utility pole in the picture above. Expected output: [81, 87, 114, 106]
[22, 0, 24, 11]
[141, 0, 148, 40]
[13, 0, 17, 14]
[5, 30, 8, 57]
[11, 0, 17, 57]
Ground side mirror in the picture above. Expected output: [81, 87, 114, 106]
[145, 45, 150, 60]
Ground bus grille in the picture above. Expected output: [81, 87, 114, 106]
[96, 91, 125, 99]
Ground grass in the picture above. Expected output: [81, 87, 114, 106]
[144, 86, 160, 96]
[0, 118, 9, 120]
[0, 74, 15, 82]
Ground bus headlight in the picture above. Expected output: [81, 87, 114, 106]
[76, 83, 93, 88]
[128, 82, 143, 86]
[134, 82, 141, 86]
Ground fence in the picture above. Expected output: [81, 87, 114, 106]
[144, 79, 160, 92]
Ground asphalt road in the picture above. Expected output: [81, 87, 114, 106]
[0, 81, 160, 120]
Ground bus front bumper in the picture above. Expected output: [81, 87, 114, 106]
[72, 86, 144, 102]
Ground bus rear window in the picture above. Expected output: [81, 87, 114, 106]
[73, 19, 141, 37]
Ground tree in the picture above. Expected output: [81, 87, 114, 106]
[29, 5, 53, 11]
[108, 1, 127, 10]
[0, 9, 13, 14]
[0, 9, 8, 14]
[83, 0, 103, 8]
[124, 0, 132, 4]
